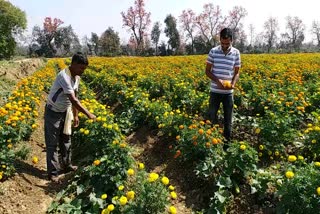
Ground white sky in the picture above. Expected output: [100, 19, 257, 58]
[7, 0, 320, 44]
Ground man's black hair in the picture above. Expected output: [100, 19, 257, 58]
[71, 52, 88, 65]
[220, 28, 233, 40]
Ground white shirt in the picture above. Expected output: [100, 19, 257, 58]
[47, 68, 80, 112]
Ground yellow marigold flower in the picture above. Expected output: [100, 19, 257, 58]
[255, 128, 261, 134]
[138, 162, 145, 170]
[93, 160, 101, 166]
[168, 205, 177, 214]
[170, 191, 177, 199]
[259, 145, 264, 150]
[240, 144, 246, 151]
[288, 155, 297, 162]
[314, 162, 320, 167]
[79, 128, 84, 133]
[317, 187, 320, 196]
[298, 155, 304, 161]
[84, 130, 90, 135]
[148, 172, 159, 182]
[101, 194, 107, 200]
[161, 176, 170, 185]
[126, 191, 135, 200]
[127, 168, 135, 176]
[119, 196, 128, 205]
[169, 185, 175, 191]
[312, 139, 317, 144]
[107, 204, 115, 211]
[32, 156, 39, 164]
[285, 171, 294, 179]
[7, 144, 12, 149]
[118, 185, 124, 191]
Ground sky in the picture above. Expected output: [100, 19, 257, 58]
[7, 0, 320, 44]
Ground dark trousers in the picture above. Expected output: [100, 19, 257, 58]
[44, 105, 71, 176]
[208, 92, 234, 141]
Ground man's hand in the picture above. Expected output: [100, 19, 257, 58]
[73, 116, 79, 127]
[216, 79, 225, 89]
[88, 113, 96, 121]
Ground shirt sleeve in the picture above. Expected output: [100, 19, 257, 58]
[206, 49, 214, 65]
[234, 50, 241, 67]
[57, 72, 74, 94]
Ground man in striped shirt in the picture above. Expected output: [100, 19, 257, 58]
[205, 28, 241, 142]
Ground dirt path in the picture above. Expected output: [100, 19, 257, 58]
[127, 126, 199, 214]
[0, 97, 67, 214]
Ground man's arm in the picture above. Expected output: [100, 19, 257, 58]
[205, 62, 224, 89]
[72, 91, 79, 127]
[231, 66, 240, 88]
[67, 93, 96, 120]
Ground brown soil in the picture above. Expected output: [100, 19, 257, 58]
[0, 58, 44, 81]
[0, 95, 71, 214]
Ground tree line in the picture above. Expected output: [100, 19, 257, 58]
[1, 0, 320, 59]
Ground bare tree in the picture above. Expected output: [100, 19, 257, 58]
[311, 20, 320, 47]
[179, 9, 196, 54]
[282, 16, 305, 51]
[121, 0, 151, 54]
[248, 24, 255, 46]
[151, 21, 161, 55]
[195, 3, 226, 48]
[226, 6, 248, 44]
[263, 17, 279, 53]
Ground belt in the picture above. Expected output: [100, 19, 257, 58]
[46, 104, 66, 114]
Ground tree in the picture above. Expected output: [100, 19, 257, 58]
[179, 9, 196, 54]
[151, 22, 161, 55]
[195, 3, 226, 49]
[54, 25, 81, 56]
[226, 6, 248, 45]
[81, 36, 90, 54]
[89, 33, 99, 55]
[263, 17, 279, 53]
[99, 27, 120, 56]
[248, 24, 255, 46]
[43, 17, 64, 56]
[282, 16, 305, 51]
[121, 0, 151, 54]
[164, 14, 180, 54]
[311, 20, 320, 47]
[31, 17, 64, 57]
[0, 0, 27, 59]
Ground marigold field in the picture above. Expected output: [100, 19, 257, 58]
[1, 53, 320, 213]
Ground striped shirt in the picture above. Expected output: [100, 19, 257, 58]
[47, 68, 80, 112]
[206, 45, 241, 94]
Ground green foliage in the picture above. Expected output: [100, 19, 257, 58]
[14, 143, 31, 160]
[0, 0, 27, 59]
[99, 27, 121, 56]
[164, 14, 180, 52]
[114, 170, 171, 214]
[276, 164, 320, 214]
